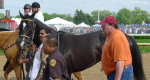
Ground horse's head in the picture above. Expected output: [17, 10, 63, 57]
[18, 11, 36, 50]
[18, 11, 58, 50]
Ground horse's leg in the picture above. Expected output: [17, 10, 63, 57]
[73, 72, 83, 80]
[3, 60, 10, 71]
[4, 63, 13, 80]
[13, 63, 21, 80]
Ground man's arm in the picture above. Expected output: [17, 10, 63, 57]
[115, 60, 124, 80]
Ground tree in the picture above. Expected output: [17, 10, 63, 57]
[91, 10, 116, 23]
[49, 13, 73, 22]
[0, 13, 5, 18]
[84, 13, 95, 26]
[132, 7, 150, 25]
[73, 9, 95, 26]
[15, 15, 21, 18]
[43, 13, 50, 21]
[116, 7, 132, 25]
[73, 9, 85, 24]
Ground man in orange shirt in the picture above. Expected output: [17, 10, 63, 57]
[98, 16, 133, 80]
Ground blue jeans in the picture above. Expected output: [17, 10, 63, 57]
[107, 66, 133, 80]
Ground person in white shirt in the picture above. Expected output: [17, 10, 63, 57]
[31, 2, 44, 23]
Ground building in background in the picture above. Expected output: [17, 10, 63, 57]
[0, 0, 4, 9]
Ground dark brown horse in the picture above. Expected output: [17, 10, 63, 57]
[0, 30, 22, 80]
[18, 12, 146, 80]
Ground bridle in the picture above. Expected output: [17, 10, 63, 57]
[19, 19, 36, 46]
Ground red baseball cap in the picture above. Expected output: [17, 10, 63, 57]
[98, 16, 118, 25]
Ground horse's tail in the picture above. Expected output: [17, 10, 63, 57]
[129, 36, 146, 80]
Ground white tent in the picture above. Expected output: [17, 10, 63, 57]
[44, 17, 76, 27]
[76, 22, 90, 27]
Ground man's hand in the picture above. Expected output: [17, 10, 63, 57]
[30, 44, 36, 51]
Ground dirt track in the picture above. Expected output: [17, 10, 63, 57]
[0, 53, 150, 80]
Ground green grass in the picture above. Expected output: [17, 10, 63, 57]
[0, 50, 4, 54]
[135, 39, 150, 53]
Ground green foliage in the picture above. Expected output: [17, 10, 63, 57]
[0, 17, 10, 21]
[91, 10, 116, 23]
[132, 7, 150, 24]
[99, 10, 114, 21]
[73, 9, 95, 26]
[14, 15, 21, 18]
[0, 50, 4, 54]
[0, 13, 5, 18]
[116, 7, 132, 25]
[73, 9, 85, 24]
[43, 13, 50, 21]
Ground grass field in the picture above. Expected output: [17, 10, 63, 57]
[0, 50, 4, 54]
[0, 39, 149, 54]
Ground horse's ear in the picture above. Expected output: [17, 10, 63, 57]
[31, 12, 36, 18]
[19, 10, 24, 19]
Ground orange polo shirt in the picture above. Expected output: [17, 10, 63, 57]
[101, 29, 132, 76]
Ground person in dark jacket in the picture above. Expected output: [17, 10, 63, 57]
[37, 35, 70, 80]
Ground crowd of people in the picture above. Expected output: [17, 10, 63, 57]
[59, 26, 150, 34]
[119, 27, 150, 34]
[59, 27, 101, 34]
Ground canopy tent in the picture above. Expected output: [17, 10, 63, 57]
[118, 24, 125, 28]
[92, 24, 101, 28]
[131, 24, 142, 27]
[76, 22, 90, 27]
[44, 17, 76, 27]
[147, 24, 150, 27]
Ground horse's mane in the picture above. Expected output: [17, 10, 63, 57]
[33, 18, 57, 47]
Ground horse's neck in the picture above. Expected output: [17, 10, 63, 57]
[34, 18, 46, 28]
[0, 31, 19, 49]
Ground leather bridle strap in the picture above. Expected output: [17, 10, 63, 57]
[3, 42, 17, 51]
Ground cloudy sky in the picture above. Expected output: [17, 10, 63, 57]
[0, 0, 150, 17]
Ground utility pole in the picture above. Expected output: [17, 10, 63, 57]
[97, 0, 100, 22]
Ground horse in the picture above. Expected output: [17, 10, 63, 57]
[0, 29, 22, 80]
[18, 12, 146, 80]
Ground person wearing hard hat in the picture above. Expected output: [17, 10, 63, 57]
[23, 4, 32, 15]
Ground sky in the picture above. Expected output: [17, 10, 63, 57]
[0, 0, 150, 17]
